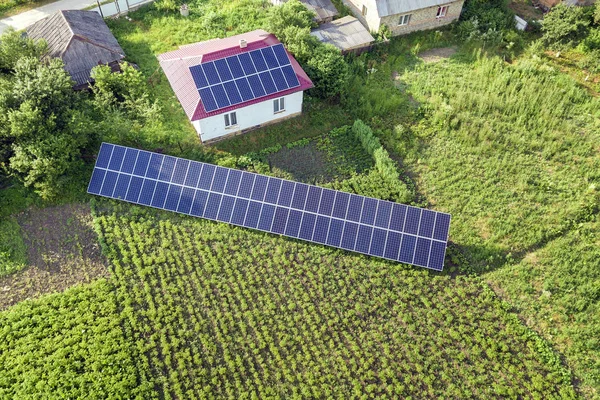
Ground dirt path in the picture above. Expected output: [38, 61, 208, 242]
[0, 202, 109, 310]
[418, 47, 458, 63]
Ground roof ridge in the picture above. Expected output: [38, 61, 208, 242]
[69, 34, 125, 57]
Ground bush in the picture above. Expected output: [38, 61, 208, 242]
[0, 28, 47, 72]
[542, 4, 593, 49]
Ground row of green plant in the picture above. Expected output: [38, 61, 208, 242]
[0, 216, 26, 277]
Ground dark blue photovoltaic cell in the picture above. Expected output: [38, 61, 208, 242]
[404, 207, 421, 235]
[273, 44, 290, 65]
[238, 172, 255, 198]
[291, 184, 308, 210]
[272, 207, 289, 234]
[90, 143, 452, 271]
[244, 201, 262, 228]
[227, 56, 245, 79]
[100, 171, 118, 196]
[235, 78, 254, 101]
[299, 213, 316, 240]
[261, 46, 279, 69]
[384, 231, 401, 260]
[217, 195, 235, 222]
[389, 204, 406, 232]
[198, 164, 216, 190]
[258, 203, 275, 231]
[96, 143, 113, 168]
[211, 167, 229, 193]
[346, 195, 364, 223]
[133, 151, 151, 176]
[190, 65, 209, 88]
[151, 182, 169, 208]
[341, 222, 358, 250]
[355, 225, 373, 254]
[121, 148, 138, 174]
[413, 238, 431, 267]
[177, 187, 195, 214]
[259, 71, 277, 94]
[171, 159, 189, 185]
[247, 75, 266, 97]
[332, 192, 350, 219]
[360, 198, 378, 225]
[238, 53, 257, 75]
[418, 209, 436, 238]
[282, 65, 300, 87]
[223, 81, 242, 105]
[202, 62, 221, 85]
[214, 59, 233, 82]
[200, 88, 218, 112]
[250, 50, 268, 72]
[326, 218, 344, 247]
[125, 176, 143, 203]
[224, 169, 242, 196]
[108, 146, 125, 171]
[185, 162, 202, 187]
[251, 175, 268, 201]
[313, 216, 330, 244]
[264, 178, 282, 204]
[164, 185, 182, 211]
[370, 228, 387, 257]
[428, 241, 446, 271]
[190, 190, 208, 217]
[113, 174, 130, 199]
[285, 209, 302, 237]
[433, 213, 451, 241]
[88, 168, 105, 194]
[318, 189, 335, 216]
[374, 201, 392, 229]
[270, 68, 288, 91]
[138, 180, 157, 206]
[159, 156, 176, 181]
[304, 186, 322, 213]
[277, 180, 295, 207]
[211, 84, 230, 109]
[231, 198, 249, 226]
[399, 235, 416, 264]
[203, 193, 222, 220]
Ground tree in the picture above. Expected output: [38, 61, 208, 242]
[0, 28, 47, 72]
[542, 4, 592, 49]
[266, 0, 315, 41]
[0, 57, 95, 199]
[304, 44, 349, 99]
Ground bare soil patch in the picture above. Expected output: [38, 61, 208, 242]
[267, 142, 333, 184]
[419, 47, 458, 63]
[0, 203, 109, 310]
[509, 0, 544, 20]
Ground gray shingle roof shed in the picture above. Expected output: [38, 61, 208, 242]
[310, 16, 375, 53]
[26, 10, 125, 87]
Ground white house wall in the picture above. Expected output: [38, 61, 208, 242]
[194, 91, 304, 143]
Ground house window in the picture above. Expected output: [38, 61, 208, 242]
[224, 112, 237, 128]
[273, 97, 285, 113]
[362, 5, 367, 16]
[399, 14, 411, 26]
[436, 5, 448, 18]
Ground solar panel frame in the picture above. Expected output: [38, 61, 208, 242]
[89, 143, 451, 271]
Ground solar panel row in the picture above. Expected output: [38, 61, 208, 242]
[88, 143, 451, 271]
[189, 44, 301, 113]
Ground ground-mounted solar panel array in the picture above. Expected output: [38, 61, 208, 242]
[88, 143, 451, 271]
[189, 43, 301, 113]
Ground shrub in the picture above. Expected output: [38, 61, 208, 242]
[0, 28, 47, 72]
[542, 4, 592, 49]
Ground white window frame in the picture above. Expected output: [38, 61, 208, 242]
[362, 5, 367, 16]
[399, 14, 411, 26]
[273, 97, 285, 114]
[224, 111, 237, 128]
[436, 5, 448, 18]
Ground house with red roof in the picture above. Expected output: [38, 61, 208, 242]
[158, 30, 313, 144]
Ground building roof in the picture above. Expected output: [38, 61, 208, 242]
[158, 30, 313, 122]
[26, 10, 125, 86]
[375, 0, 454, 17]
[311, 16, 375, 52]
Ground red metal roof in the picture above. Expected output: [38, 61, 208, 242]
[158, 30, 313, 121]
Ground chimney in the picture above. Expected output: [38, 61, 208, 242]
[239, 39, 247, 49]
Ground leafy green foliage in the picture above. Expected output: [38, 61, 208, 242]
[0, 28, 47, 72]
[542, 4, 593, 49]
[0, 216, 26, 276]
[459, 0, 515, 41]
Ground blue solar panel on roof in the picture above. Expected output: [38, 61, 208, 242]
[88, 143, 451, 271]
[190, 44, 301, 113]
